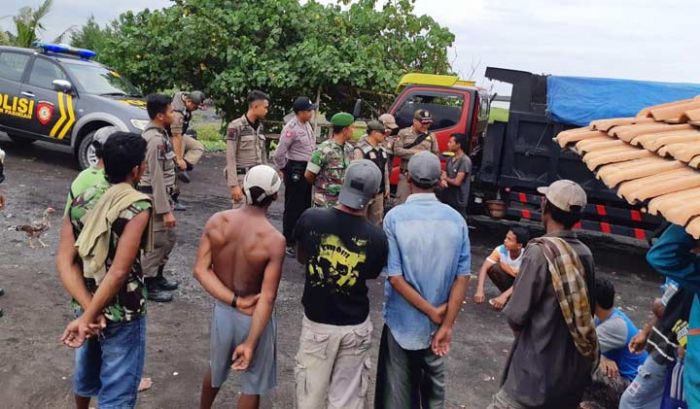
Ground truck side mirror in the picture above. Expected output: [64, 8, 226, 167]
[52, 79, 73, 94]
[353, 98, 362, 118]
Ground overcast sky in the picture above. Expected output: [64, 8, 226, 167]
[2, 0, 696, 95]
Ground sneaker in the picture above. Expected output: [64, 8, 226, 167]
[156, 272, 179, 291]
[173, 202, 187, 212]
[285, 246, 296, 257]
[177, 170, 191, 183]
[0, 288, 4, 297]
[145, 279, 173, 303]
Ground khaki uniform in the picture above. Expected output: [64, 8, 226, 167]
[225, 114, 267, 207]
[393, 127, 439, 204]
[139, 122, 177, 278]
[170, 92, 204, 167]
[353, 137, 390, 225]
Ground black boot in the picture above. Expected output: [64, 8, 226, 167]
[176, 168, 191, 183]
[145, 278, 173, 303]
[156, 267, 179, 291]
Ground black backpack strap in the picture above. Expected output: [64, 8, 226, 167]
[404, 132, 430, 150]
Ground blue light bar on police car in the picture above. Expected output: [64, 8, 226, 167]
[34, 42, 97, 59]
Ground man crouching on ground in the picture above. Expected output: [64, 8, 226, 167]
[194, 165, 285, 409]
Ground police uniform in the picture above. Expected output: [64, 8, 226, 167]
[170, 92, 205, 168]
[139, 122, 177, 284]
[394, 113, 439, 204]
[353, 133, 390, 225]
[273, 108, 316, 246]
[225, 114, 267, 208]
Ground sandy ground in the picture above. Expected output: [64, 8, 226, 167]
[0, 136, 661, 409]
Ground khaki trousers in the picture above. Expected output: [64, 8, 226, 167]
[367, 192, 385, 226]
[396, 173, 410, 205]
[183, 134, 204, 167]
[295, 315, 373, 409]
[141, 214, 176, 278]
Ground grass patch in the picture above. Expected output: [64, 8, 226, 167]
[489, 107, 509, 124]
[193, 123, 226, 152]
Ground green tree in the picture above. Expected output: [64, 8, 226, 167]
[101, 0, 455, 121]
[70, 15, 114, 56]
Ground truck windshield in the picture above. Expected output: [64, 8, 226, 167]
[63, 63, 141, 97]
[394, 91, 465, 130]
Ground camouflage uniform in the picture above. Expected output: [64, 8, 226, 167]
[394, 126, 439, 204]
[68, 185, 152, 322]
[225, 114, 267, 208]
[306, 139, 353, 207]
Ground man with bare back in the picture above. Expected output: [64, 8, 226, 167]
[193, 164, 285, 409]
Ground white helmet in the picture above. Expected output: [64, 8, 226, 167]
[243, 165, 282, 205]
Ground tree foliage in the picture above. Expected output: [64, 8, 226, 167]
[70, 15, 114, 56]
[97, 0, 455, 121]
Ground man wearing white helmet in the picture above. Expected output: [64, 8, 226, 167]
[194, 165, 285, 409]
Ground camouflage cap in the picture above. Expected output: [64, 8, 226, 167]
[331, 112, 355, 127]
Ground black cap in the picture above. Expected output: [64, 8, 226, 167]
[293, 96, 316, 112]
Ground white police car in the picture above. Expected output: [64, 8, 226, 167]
[0, 43, 150, 169]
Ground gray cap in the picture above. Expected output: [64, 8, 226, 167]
[188, 90, 205, 105]
[408, 151, 441, 186]
[93, 126, 118, 145]
[537, 180, 587, 212]
[366, 120, 385, 133]
[338, 160, 382, 210]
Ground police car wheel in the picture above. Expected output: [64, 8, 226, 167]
[77, 130, 99, 170]
[8, 134, 36, 146]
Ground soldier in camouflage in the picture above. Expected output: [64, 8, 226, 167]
[305, 112, 355, 208]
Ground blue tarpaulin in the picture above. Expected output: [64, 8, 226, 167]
[546, 76, 700, 126]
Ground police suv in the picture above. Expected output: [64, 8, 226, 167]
[0, 43, 149, 169]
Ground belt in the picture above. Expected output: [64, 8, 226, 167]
[237, 167, 252, 175]
[137, 186, 175, 194]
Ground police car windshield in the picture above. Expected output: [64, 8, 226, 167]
[63, 63, 141, 97]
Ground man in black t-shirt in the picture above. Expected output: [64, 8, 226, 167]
[293, 160, 388, 409]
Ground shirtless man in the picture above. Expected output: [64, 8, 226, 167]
[193, 165, 285, 409]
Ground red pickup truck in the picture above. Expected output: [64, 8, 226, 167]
[382, 73, 491, 185]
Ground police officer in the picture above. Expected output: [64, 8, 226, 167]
[394, 109, 439, 204]
[139, 94, 179, 303]
[273, 96, 316, 256]
[225, 90, 270, 208]
[170, 91, 206, 185]
[353, 120, 390, 225]
[305, 112, 355, 208]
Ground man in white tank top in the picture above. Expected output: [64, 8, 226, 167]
[474, 227, 529, 310]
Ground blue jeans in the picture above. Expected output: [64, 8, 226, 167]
[619, 355, 668, 409]
[73, 316, 146, 409]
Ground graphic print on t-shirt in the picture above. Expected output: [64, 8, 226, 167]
[308, 234, 368, 294]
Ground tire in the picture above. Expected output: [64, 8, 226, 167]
[8, 134, 36, 146]
[77, 130, 99, 170]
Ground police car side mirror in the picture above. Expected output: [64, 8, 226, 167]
[52, 79, 73, 94]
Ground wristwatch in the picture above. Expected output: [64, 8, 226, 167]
[231, 293, 239, 309]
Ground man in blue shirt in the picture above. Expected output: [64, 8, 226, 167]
[375, 151, 471, 409]
[580, 278, 648, 408]
[645, 224, 700, 409]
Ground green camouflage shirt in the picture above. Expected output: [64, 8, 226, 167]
[69, 186, 151, 322]
[306, 139, 353, 207]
